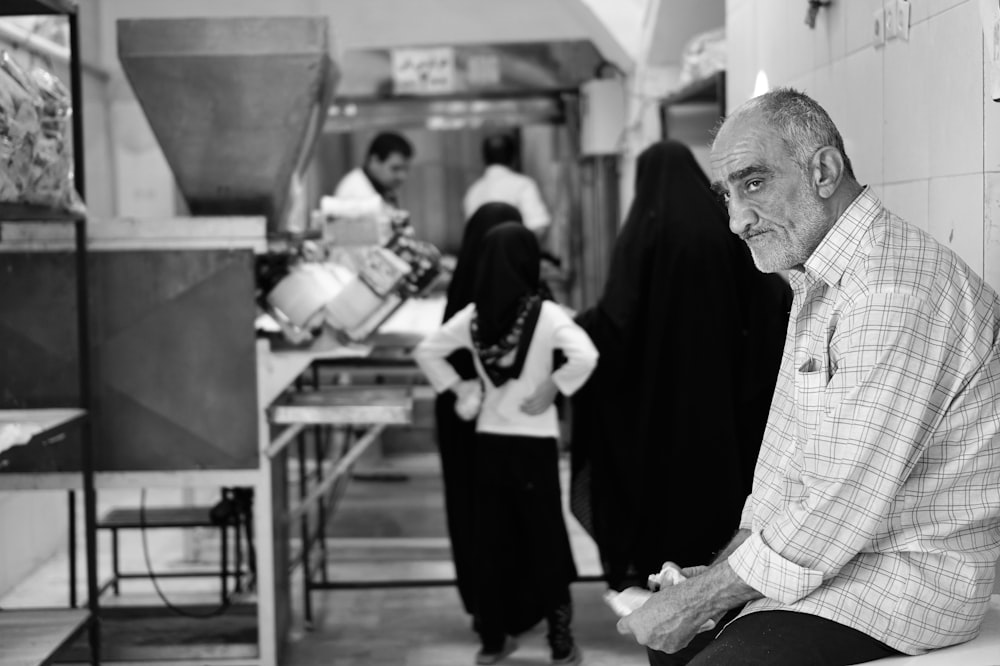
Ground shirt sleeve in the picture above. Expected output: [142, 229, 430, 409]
[413, 306, 475, 393]
[738, 494, 754, 531]
[462, 186, 477, 220]
[519, 179, 551, 231]
[547, 304, 599, 396]
[730, 293, 962, 604]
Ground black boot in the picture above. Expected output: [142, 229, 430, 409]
[546, 600, 581, 664]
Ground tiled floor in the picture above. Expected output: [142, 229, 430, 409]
[284, 453, 648, 665]
[284, 582, 646, 666]
[2, 451, 651, 665]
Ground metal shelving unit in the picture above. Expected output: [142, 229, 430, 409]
[0, 1, 99, 664]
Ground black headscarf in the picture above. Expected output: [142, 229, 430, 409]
[444, 202, 524, 323]
[570, 140, 791, 587]
[471, 222, 544, 387]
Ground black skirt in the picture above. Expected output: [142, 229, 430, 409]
[434, 392, 479, 615]
[473, 432, 578, 636]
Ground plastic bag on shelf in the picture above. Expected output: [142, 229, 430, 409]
[678, 27, 726, 88]
[0, 51, 84, 213]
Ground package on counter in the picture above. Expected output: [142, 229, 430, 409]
[357, 246, 412, 297]
[0, 51, 83, 212]
[385, 233, 442, 296]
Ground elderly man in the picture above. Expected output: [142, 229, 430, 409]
[619, 88, 1000, 665]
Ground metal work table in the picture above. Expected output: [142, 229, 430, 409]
[253, 335, 425, 657]
[0, 339, 419, 665]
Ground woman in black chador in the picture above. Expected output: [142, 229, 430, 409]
[570, 140, 791, 594]
[434, 202, 524, 622]
[418, 223, 595, 664]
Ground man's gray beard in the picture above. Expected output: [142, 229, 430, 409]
[748, 245, 786, 273]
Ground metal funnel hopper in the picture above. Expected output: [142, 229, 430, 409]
[117, 16, 338, 234]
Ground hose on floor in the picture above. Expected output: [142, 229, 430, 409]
[139, 488, 232, 618]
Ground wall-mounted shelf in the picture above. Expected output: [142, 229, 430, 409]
[0, 1, 99, 664]
[661, 70, 726, 110]
[659, 71, 726, 159]
[0, 1, 77, 16]
[0, 408, 86, 449]
[0, 204, 85, 223]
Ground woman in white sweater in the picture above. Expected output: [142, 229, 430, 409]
[414, 223, 597, 666]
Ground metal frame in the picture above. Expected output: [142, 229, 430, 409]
[94, 499, 244, 605]
[263, 362, 426, 628]
[0, 2, 99, 662]
[265, 356, 611, 629]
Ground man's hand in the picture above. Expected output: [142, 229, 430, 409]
[617, 558, 762, 654]
[616, 582, 708, 653]
[521, 377, 559, 415]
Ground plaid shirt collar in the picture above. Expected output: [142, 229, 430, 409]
[789, 186, 881, 293]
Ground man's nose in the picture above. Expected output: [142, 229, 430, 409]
[729, 203, 757, 236]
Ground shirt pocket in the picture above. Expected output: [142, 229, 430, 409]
[794, 359, 829, 441]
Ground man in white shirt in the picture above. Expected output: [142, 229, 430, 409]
[463, 133, 551, 240]
[320, 132, 414, 241]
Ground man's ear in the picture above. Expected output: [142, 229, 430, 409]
[811, 146, 845, 200]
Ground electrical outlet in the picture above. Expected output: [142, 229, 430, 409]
[897, 0, 911, 41]
[884, 0, 897, 39]
[873, 7, 886, 48]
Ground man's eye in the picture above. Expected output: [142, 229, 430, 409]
[720, 191, 731, 204]
[746, 179, 763, 193]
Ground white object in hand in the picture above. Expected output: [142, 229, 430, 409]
[454, 381, 483, 421]
[648, 561, 688, 589]
[646, 562, 717, 633]
[603, 587, 653, 618]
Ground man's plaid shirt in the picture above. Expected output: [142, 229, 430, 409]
[729, 188, 1000, 654]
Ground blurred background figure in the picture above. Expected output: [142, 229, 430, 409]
[320, 131, 415, 243]
[434, 202, 526, 625]
[464, 133, 552, 245]
[570, 140, 791, 598]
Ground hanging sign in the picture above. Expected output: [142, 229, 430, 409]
[391, 47, 456, 95]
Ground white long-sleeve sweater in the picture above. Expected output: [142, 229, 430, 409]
[413, 301, 598, 438]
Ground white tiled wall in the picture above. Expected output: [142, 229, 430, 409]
[882, 179, 930, 232]
[927, 3, 984, 180]
[883, 19, 929, 183]
[985, 173, 1000, 288]
[929, 173, 985, 275]
[727, 0, 995, 288]
[841, 46, 885, 186]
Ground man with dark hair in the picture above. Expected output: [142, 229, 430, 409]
[464, 133, 551, 237]
[617, 87, 1000, 665]
[321, 131, 415, 242]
